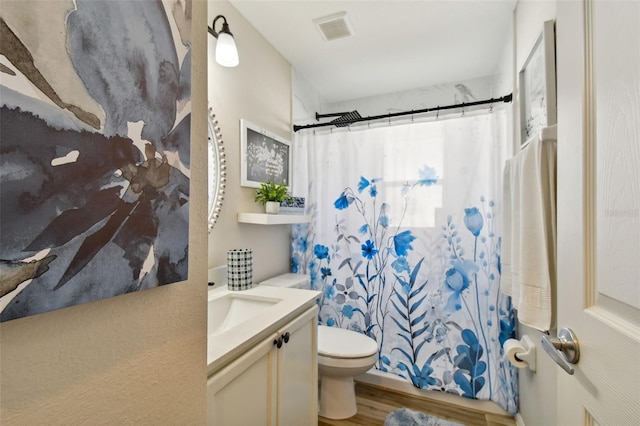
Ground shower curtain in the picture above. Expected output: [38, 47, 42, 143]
[291, 110, 518, 414]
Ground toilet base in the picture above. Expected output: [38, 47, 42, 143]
[318, 375, 358, 419]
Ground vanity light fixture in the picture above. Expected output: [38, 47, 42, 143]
[208, 15, 239, 67]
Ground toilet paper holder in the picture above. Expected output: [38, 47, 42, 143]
[505, 335, 536, 372]
[514, 335, 536, 371]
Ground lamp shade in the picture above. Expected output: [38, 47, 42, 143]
[215, 32, 239, 67]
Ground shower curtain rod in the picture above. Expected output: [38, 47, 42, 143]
[293, 93, 513, 132]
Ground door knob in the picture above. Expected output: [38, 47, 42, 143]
[541, 327, 580, 375]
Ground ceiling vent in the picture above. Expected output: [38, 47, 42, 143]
[313, 12, 355, 42]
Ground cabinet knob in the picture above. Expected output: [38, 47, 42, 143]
[274, 336, 283, 348]
[283, 332, 290, 344]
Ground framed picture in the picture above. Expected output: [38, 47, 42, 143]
[240, 119, 292, 188]
[519, 20, 556, 145]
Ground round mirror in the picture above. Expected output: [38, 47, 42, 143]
[208, 107, 226, 231]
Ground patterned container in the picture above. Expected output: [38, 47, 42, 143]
[227, 249, 253, 291]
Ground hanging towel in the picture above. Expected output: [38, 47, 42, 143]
[502, 126, 557, 332]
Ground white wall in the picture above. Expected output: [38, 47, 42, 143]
[290, 69, 329, 197]
[207, 1, 294, 284]
[492, 10, 516, 156]
[293, 69, 330, 126]
[324, 76, 495, 124]
[0, 1, 208, 423]
[292, 66, 515, 144]
[513, 1, 558, 425]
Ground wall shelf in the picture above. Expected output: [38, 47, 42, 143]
[237, 213, 310, 225]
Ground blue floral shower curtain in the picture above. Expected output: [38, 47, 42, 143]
[291, 111, 518, 413]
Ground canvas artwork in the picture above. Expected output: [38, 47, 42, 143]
[0, 0, 192, 322]
[240, 119, 292, 188]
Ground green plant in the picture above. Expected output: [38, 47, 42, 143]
[254, 181, 292, 205]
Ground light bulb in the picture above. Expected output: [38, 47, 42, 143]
[216, 33, 239, 67]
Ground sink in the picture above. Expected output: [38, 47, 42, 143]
[208, 293, 282, 336]
[207, 285, 321, 375]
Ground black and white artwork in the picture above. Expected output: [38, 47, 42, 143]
[240, 119, 291, 188]
[0, 0, 192, 322]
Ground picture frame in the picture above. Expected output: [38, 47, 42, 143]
[240, 119, 292, 188]
[518, 20, 556, 146]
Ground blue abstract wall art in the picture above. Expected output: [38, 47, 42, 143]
[0, 0, 192, 321]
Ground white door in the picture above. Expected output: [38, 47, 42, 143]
[556, 1, 640, 424]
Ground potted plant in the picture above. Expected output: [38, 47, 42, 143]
[254, 181, 292, 214]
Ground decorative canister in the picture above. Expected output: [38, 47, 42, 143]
[226, 249, 253, 291]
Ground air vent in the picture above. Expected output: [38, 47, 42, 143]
[313, 12, 355, 42]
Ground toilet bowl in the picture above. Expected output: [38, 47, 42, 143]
[260, 273, 379, 420]
[317, 325, 378, 419]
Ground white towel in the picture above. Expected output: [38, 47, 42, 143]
[502, 130, 557, 331]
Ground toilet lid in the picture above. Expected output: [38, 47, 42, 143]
[318, 326, 378, 358]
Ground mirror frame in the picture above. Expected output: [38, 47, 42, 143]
[208, 106, 226, 231]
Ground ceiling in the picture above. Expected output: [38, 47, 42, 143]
[229, 0, 516, 104]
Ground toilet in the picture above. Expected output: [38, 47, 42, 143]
[260, 273, 379, 420]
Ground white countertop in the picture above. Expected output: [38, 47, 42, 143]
[207, 284, 320, 376]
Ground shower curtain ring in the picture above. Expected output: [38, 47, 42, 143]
[436, 109, 439, 120]
[489, 103, 494, 113]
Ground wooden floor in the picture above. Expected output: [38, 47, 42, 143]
[318, 382, 515, 426]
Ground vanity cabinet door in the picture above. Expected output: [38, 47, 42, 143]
[207, 305, 318, 426]
[207, 333, 278, 426]
[276, 306, 318, 426]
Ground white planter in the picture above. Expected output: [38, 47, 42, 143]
[265, 201, 280, 214]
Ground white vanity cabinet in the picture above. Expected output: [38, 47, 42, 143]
[275, 305, 318, 425]
[207, 305, 318, 426]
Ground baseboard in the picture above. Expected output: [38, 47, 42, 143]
[356, 369, 512, 417]
[515, 413, 526, 426]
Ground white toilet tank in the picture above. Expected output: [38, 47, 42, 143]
[260, 273, 311, 289]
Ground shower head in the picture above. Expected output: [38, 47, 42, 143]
[330, 110, 362, 127]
